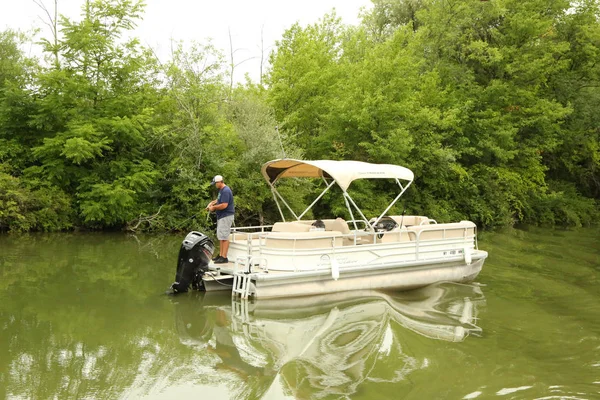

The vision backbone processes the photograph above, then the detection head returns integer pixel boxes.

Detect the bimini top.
[261,159,414,192]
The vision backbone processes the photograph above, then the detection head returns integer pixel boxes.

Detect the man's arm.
[209,188,232,212]
[209,202,228,211]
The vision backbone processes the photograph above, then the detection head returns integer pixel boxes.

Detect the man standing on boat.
[207,175,235,264]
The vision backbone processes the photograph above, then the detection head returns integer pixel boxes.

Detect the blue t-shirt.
[216,185,235,219]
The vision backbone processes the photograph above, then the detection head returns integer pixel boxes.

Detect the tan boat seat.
[388,215,430,226]
[229,232,263,242]
[407,221,475,240]
[293,219,350,232]
[322,218,350,235]
[230,233,249,241]
[274,218,350,234]
[377,230,413,243]
[265,231,344,249]
[272,221,311,232]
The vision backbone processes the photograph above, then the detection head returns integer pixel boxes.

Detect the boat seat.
[229,232,263,243]
[292,219,351,233]
[230,233,249,241]
[388,215,430,227]
[272,221,312,232]
[265,231,344,249]
[323,218,350,235]
[341,232,376,245]
[377,230,413,243]
[274,219,351,235]
[407,221,476,240]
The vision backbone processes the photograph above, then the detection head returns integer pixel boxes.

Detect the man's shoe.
[212,256,222,262]
[214,257,228,264]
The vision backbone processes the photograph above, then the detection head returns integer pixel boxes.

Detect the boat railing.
[230,223,478,275]
[230,222,477,248]
[229,225,274,244]
[229,221,479,274]
[231,224,273,233]
[257,231,346,249]
[233,254,269,274]
[410,222,476,241]
[259,224,474,245]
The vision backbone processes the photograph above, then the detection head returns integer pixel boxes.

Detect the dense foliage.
[1,0,598,232]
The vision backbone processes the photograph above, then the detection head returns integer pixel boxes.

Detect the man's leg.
[220,239,230,258]
[213,223,221,261]
[216,215,233,262]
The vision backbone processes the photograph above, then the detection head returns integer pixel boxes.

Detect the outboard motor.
[170,231,215,294]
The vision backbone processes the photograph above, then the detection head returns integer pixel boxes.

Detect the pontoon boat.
[181,159,488,299]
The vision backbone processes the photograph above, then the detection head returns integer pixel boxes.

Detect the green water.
[0,227,598,399]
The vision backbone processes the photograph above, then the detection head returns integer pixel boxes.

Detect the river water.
[0,226,598,399]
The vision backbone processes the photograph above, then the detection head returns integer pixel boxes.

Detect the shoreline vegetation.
[1,0,598,233]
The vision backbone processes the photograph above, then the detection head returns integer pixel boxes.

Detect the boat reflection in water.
[174,282,486,399]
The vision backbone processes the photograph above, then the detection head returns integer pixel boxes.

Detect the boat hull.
[204,251,487,299]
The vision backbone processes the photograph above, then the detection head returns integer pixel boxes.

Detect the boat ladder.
[231,299,267,339]
[231,256,267,299]
[232,272,253,299]
[232,297,250,324]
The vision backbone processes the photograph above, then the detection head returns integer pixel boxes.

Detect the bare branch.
[33,0,60,66]
[127,206,163,231]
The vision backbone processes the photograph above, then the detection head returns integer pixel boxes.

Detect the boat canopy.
[261,159,414,192]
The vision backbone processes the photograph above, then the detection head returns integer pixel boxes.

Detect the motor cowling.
[170,231,215,294]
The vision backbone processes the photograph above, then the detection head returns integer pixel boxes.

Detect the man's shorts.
[216,215,234,240]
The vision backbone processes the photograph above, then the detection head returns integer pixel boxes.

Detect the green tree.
[146,40,234,231]
[544,0,600,200]
[227,84,305,225]
[266,14,349,157]
[23,0,162,228]
[0,30,73,231]
[267,0,599,227]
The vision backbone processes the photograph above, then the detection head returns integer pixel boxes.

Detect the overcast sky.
[0,0,372,82]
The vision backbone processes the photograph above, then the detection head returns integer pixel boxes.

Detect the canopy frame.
[262,159,414,230]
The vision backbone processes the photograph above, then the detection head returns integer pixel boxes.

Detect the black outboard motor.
[170,231,215,294]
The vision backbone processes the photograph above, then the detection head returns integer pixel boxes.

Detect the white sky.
[0,0,372,83]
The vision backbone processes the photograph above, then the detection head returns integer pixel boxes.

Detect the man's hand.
[208,202,227,212]
[206,200,217,211]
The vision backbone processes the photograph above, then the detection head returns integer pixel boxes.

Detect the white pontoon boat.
[203,159,487,299]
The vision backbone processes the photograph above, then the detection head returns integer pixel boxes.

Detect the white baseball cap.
[210,175,223,185]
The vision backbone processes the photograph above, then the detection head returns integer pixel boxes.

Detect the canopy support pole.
[270,184,300,221]
[371,179,412,228]
[343,194,359,231]
[271,187,286,222]
[344,192,372,231]
[298,180,336,220]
